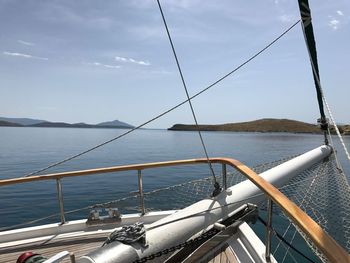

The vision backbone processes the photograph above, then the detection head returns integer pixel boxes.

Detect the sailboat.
[0,0,349,262]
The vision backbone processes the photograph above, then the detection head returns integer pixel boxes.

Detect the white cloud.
[115,56,150,66]
[337,10,344,16]
[329,19,340,30]
[115,56,127,62]
[3,51,32,58]
[88,62,121,69]
[151,69,173,75]
[138,61,150,66]
[3,51,48,60]
[102,64,121,69]
[278,14,295,23]
[18,40,35,46]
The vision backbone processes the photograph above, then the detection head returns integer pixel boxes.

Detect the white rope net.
[98,151,349,262]
[271,153,350,262]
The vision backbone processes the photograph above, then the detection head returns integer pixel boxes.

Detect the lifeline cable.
[3,156,330,232]
[23,19,301,178]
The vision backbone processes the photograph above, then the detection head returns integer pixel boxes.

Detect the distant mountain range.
[0,117,46,126]
[0,117,134,129]
[169,118,350,135]
[0,120,23,127]
[97,119,133,128]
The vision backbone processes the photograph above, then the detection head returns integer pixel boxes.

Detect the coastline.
[168,119,350,136]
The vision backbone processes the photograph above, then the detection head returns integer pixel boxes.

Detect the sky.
[0,0,349,128]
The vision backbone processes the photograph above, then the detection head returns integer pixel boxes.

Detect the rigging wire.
[322,93,350,163]
[23,20,301,178]
[299,0,350,166]
[155,0,219,192]
[327,128,346,172]
[258,216,317,263]
[1,167,312,232]
[300,21,350,163]
[279,236,299,263]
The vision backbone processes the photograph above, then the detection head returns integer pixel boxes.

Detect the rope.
[156,0,218,190]
[23,20,301,177]
[327,128,345,172]
[280,235,299,263]
[280,160,326,262]
[258,216,317,263]
[301,26,350,163]
[323,95,350,163]
[281,229,299,263]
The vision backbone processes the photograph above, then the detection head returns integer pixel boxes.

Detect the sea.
[1,127,349,262]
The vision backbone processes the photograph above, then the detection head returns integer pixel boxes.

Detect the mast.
[297,0,329,143]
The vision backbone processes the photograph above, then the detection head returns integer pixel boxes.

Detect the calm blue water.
[0,127,349,261]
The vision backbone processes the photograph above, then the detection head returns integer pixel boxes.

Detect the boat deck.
[0,234,238,263]
[0,221,269,263]
[0,232,107,263]
[207,244,238,263]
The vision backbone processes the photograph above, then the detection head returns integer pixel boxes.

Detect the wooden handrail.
[0,157,348,262]
[217,158,350,263]
[0,158,222,186]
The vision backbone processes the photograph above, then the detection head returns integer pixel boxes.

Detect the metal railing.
[0,158,229,225]
[56,178,66,224]
[265,198,273,262]
[0,157,348,262]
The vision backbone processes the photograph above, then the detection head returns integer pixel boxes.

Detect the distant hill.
[0,117,134,129]
[97,120,134,128]
[30,122,78,128]
[0,117,45,125]
[0,120,23,127]
[337,125,350,136]
[29,121,134,129]
[169,119,328,134]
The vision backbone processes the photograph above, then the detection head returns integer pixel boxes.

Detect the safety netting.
[100,151,349,262]
[268,154,350,262]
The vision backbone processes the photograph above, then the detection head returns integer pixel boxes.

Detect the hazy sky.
[1,0,349,128]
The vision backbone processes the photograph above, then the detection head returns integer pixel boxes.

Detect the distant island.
[168,118,350,135]
[0,117,134,129]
